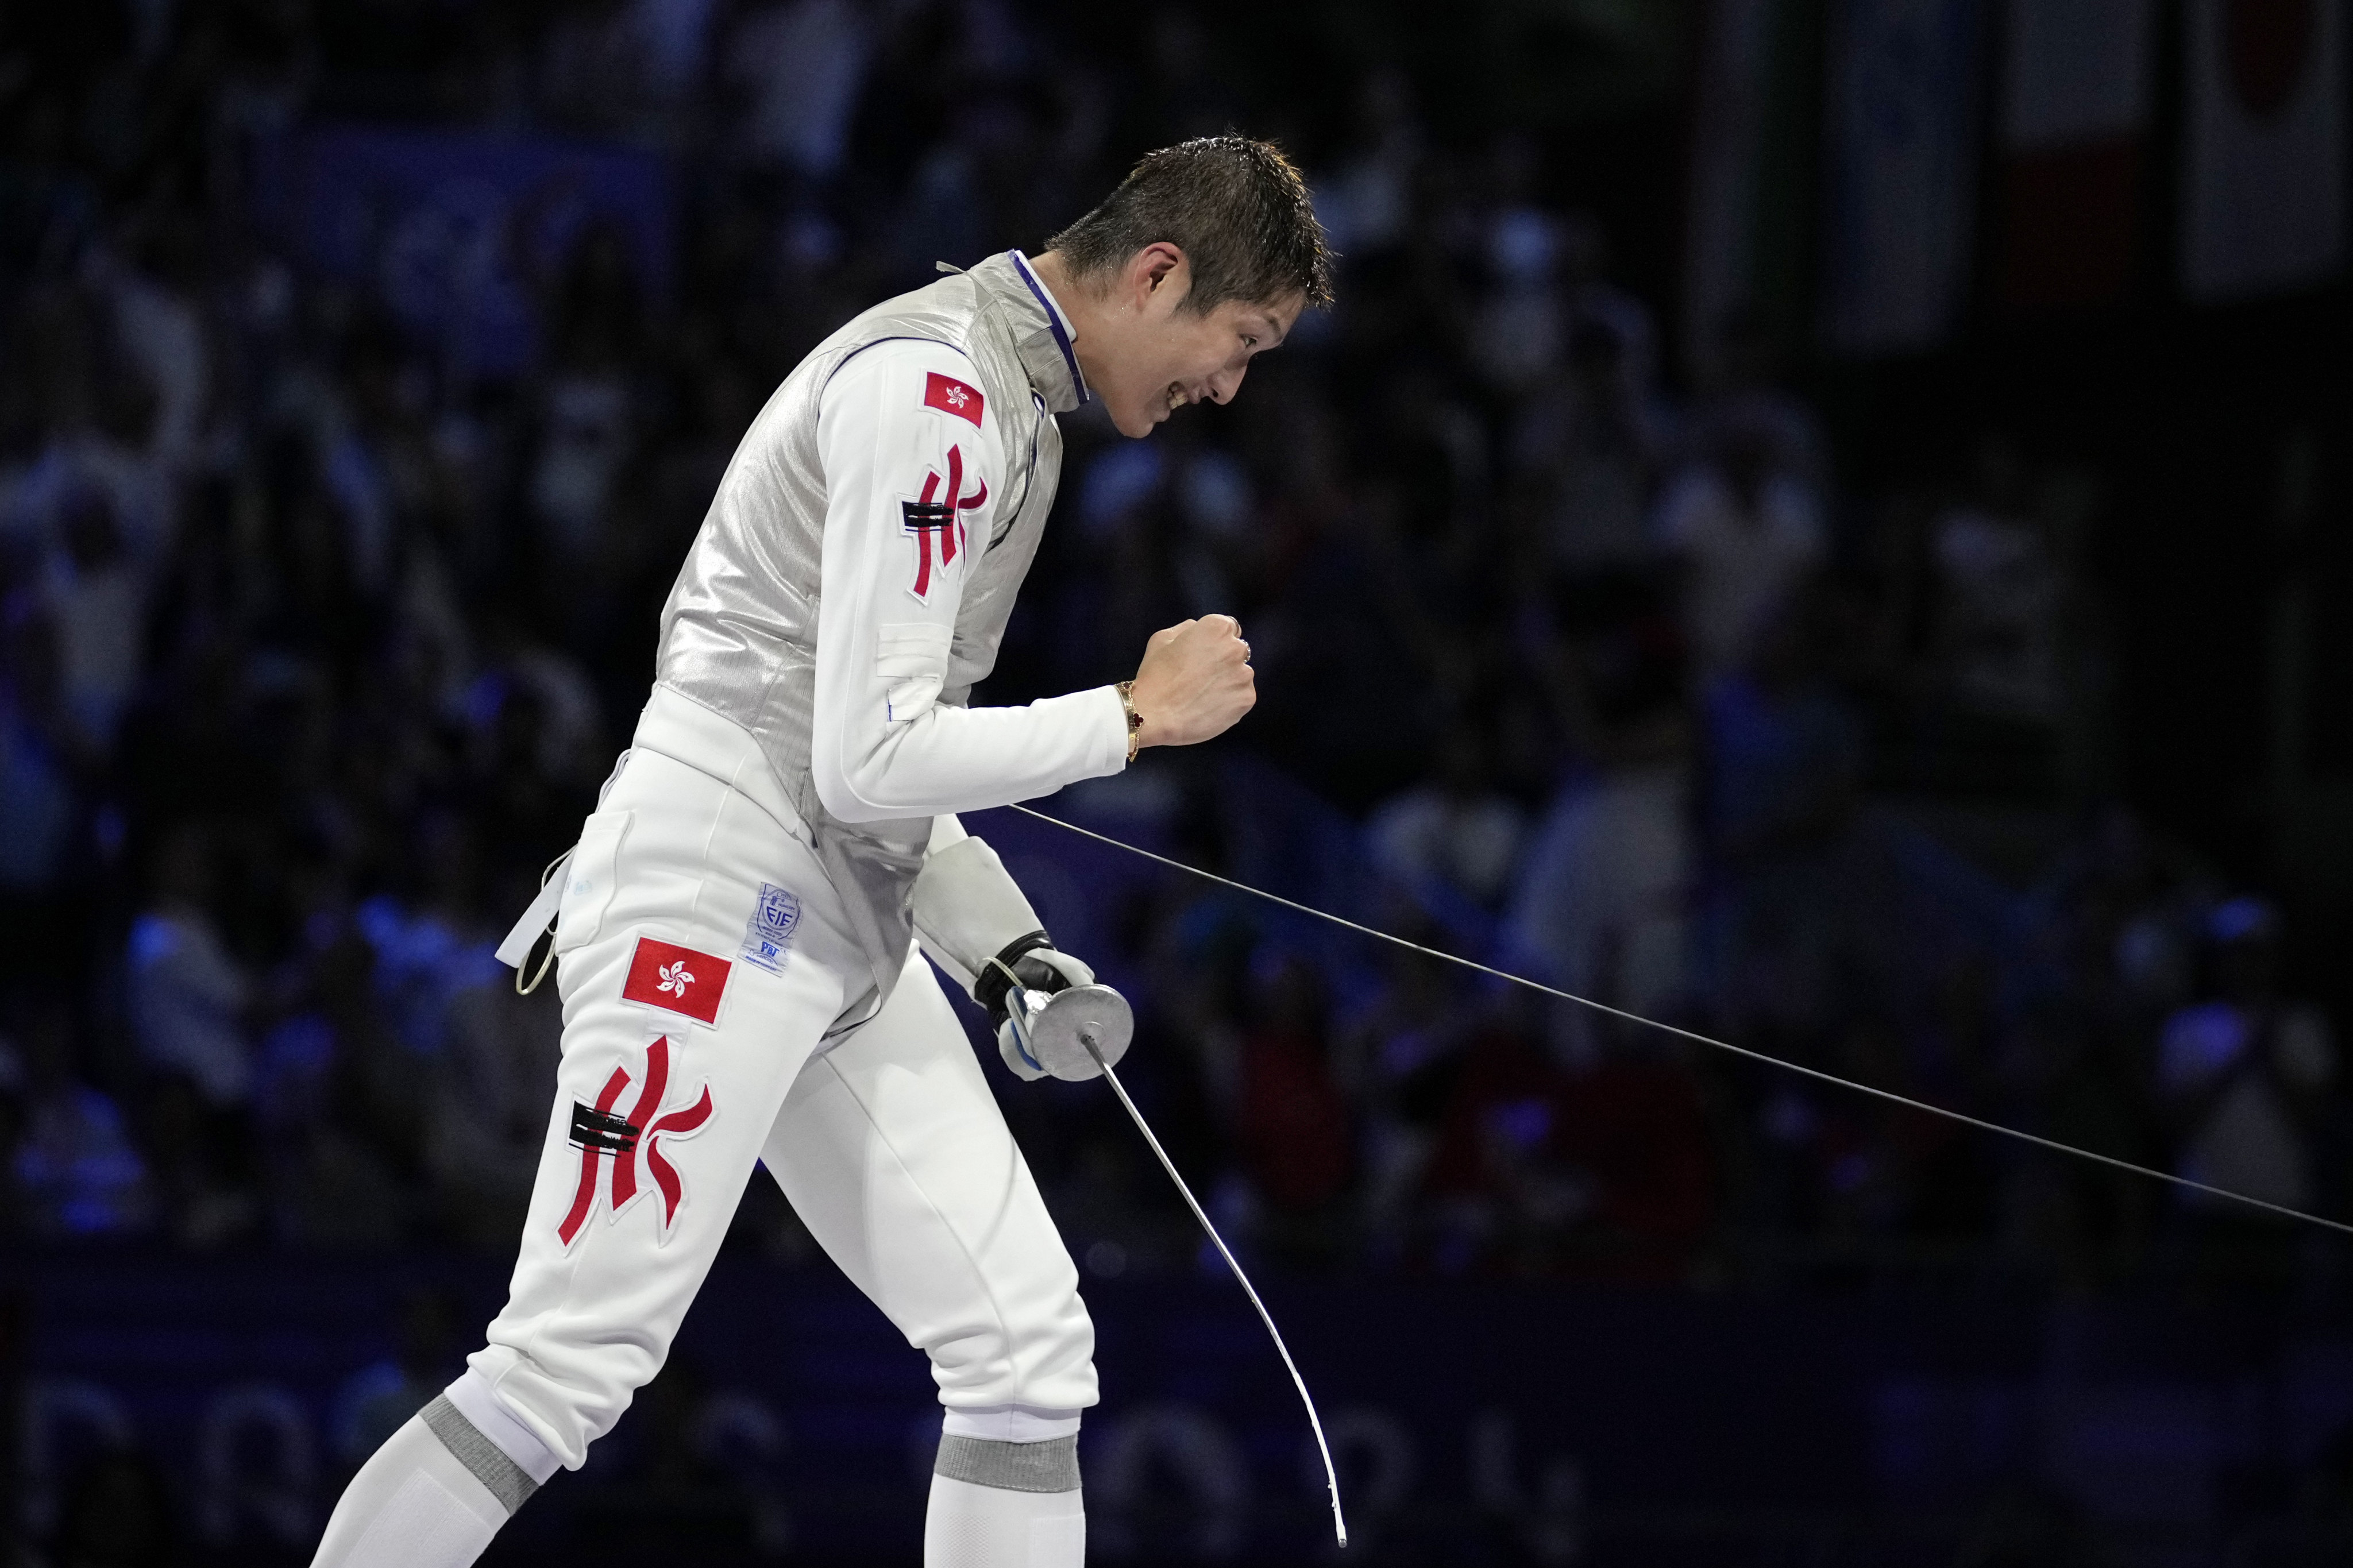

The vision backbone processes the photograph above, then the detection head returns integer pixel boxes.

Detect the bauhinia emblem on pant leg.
[558,1034,716,1246]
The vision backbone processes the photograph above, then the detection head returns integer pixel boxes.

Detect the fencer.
[309,136,1331,1568]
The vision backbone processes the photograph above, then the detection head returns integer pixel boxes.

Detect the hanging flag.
[2182,0,2347,301]
[1996,0,2156,307]
[1820,0,1986,356]
[1685,0,1777,379]
[1681,0,1823,382]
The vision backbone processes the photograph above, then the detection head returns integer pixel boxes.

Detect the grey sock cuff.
[934,1432,1081,1494]
[422,1395,541,1515]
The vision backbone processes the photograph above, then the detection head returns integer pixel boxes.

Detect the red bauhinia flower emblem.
[924,371,985,427]
[621,937,730,1025]
[558,1034,715,1246]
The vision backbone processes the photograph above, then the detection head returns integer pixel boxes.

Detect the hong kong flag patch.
[924,372,984,428]
[622,937,731,1025]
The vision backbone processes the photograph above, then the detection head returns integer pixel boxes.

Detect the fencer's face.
[1081,246,1302,438]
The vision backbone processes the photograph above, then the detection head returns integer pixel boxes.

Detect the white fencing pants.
[470,691,1097,1468]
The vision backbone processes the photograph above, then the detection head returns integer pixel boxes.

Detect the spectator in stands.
[1930,434,2063,727]
[426,969,562,1250]
[1236,952,1353,1258]
[1350,944,1480,1262]
[126,824,253,1110]
[43,485,151,754]
[354,813,505,1064]
[1656,415,1826,681]
[1510,610,1694,1060]
[1417,998,1716,1282]
[1699,596,1864,1037]
[1507,316,1662,580]
[1469,183,1567,399]
[330,1286,465,1471]
[0,1033,26,1240]
[10,997,151,1239]
[2157,898,2335,1268]
[1547,1033,1714,1280]
[1314,68,1424,263]
[133,1067,259,1250]
[1685,307,1827,488]
[0,562,86,993]
[725,0,876,182]
[1366,721,1527,911]
[254,923,419,1249]
[1421,1017,1581,1276]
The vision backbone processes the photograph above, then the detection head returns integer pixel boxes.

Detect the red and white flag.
[1996,0,2155,307]
[923,371,984,428]
[621,936,731,1025]
[2181,0,2346,300]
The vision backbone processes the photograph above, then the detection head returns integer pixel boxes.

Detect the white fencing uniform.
[314,253,1116,1568]
[472,690,1106,1455]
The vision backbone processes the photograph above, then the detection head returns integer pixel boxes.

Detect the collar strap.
[1008,250,1090,407]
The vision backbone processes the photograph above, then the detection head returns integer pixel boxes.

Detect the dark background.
[5,0,2353,1563]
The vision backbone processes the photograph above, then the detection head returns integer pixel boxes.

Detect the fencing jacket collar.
[997,250,1090,414]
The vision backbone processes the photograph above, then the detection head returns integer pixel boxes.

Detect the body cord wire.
[1010,804,2353,1239]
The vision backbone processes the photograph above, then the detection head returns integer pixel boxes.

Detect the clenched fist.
[1128,615,1256,749]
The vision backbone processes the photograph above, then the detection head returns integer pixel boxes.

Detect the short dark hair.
[1047,135,1334,312]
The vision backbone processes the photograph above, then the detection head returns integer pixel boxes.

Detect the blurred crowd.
[1,0,2344,1299]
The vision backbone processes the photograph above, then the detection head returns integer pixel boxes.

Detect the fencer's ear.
[1127,242,1186,306]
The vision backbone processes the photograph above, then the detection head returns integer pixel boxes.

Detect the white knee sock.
[311,1375,560,1568]
[924,1434,1086,1568]
[308,1413,504,1568]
